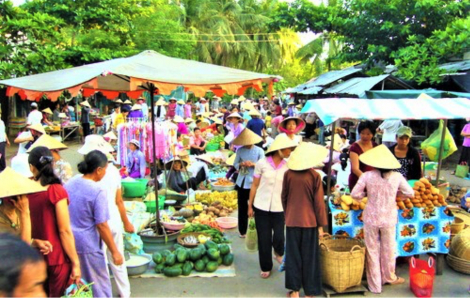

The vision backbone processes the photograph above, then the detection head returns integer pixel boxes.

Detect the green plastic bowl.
[206,143,220,152]
[122,178,148,198]
[144,196,165,213]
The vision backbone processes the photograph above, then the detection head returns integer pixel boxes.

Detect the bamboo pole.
[434,119,447,187]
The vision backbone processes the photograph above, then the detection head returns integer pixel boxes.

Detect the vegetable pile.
[181,224,230,243]
[195,191,237,208]
[152,241,234,277]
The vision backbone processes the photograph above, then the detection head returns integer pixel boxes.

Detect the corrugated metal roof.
[324,74,389,97]
[306,67,363,87]
[439,60,470,72]
[298,86,323,95]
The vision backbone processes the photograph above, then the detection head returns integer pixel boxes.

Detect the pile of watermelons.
[152,240,234,277]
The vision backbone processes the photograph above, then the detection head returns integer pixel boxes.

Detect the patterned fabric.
[396,157,410,178]
[54,159,73,184]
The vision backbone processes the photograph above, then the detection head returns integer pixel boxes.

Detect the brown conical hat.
[0,167,46,198]
[232,128,263,146]
[27,134,67,153]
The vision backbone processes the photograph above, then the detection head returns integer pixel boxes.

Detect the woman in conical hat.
[225,112,245,151]
[247,134,298,278]
[232,128,264,238]
[278,116,305,144]
[350,144,414,294]
[282,142,329,297]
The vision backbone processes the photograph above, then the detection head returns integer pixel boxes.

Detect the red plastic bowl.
[216,217,238,229]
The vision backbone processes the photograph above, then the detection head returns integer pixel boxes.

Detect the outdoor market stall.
[300,96,470,275]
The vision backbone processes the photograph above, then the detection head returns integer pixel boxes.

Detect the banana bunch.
[195,191,238,209]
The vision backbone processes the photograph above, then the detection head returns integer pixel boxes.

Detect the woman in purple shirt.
[65,150,123,298]
[123,139,147,178]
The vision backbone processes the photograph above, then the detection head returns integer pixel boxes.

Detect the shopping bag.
[420,120,458,162]
[455,163,469,178]
[409,256,435,298]
[245,217,258,252]
[62,279,94,298]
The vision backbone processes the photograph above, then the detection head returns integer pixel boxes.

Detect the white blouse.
[253,156,289,212]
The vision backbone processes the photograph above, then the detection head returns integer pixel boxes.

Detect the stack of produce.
[195,191,237,209]
[334,195,367,211]
[447,186,467,204]
[180,223,230,242]
[407,178,447,208]
[192,201,234,227]
[152,241,234,277]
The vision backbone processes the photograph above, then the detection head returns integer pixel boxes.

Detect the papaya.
[201,255,210,264]
[165,253,176,266]
[219,244,230,255]
[217,257,223,265]
[173,243,184,250]
[154,263,165,274]
[223,253,234,266]
[161,249,172,258]
[190,248,203,261]
[182,261,193,276]
[163,266,182,277]
[176,249,188,263]
[205,240,218,250]
[152,252,163,264]
[197,244,207,255]
[194,259,205,272]
[205,261,218,273]
[207,248,220,261]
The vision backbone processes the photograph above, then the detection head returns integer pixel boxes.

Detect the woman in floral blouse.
[27,134,72,183]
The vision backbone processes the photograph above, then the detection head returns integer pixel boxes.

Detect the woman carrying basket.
[351,145,414,294]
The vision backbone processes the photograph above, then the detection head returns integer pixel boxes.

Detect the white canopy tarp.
[301,97,470,126]
[0,50,281,100]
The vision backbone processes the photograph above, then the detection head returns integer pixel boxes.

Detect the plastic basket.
[206,143,220,152]
[122,179,148,198]
[144,196,165,213]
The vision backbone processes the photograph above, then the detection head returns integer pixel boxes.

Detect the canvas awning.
[323,74,389,97]
[0,50,281,101]
[366,89,470,99]
[301,97,470,126]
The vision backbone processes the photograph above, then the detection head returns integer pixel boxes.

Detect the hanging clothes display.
[116,120,177,166]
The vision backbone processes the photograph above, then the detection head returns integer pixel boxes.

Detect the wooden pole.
[326,121,336,196]
[434,119,447,187]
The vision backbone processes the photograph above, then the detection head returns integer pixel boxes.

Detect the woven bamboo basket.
[451,217,465,234]
[449,228,470,260]
[319,235,366,293]
[446,254,470,275]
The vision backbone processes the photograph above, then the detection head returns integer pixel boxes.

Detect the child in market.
[351,145,414,294]
[264,111,272,128]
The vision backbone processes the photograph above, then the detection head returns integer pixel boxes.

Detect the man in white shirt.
[377,119,404,147]
[27,102,43,125]
[137,97,149,121]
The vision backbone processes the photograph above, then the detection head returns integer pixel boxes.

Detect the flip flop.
[260,271,271,279]
[239,234,246,238]
[286,291,299,298]
[389,276,405,285]
[273,254,283,264]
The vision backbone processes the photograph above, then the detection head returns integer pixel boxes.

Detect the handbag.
[455,162,469,178]
[62,279,94,298]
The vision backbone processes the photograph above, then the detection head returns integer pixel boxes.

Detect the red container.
[409,256,435,297]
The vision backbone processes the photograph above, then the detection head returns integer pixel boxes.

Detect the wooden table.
[60,124,80,142]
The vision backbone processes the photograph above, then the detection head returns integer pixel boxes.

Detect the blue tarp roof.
[366,89,470,99]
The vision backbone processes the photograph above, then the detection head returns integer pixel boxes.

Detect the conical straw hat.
[238,95,246,102]
[80,101,91,108]
[242,102,255,111]
[115,99,123,104]
[27,123,46,135]
[184,118,194,123]
[225,154,236,166]
[103,131,118,140]
[124,99,133,104]
[195,154,214,165]
[173,115,184,123]
[359,144,401,169]
[156,97,167,106]
[164,156,188,170]
[279,117,306,132]
[58,113,67,118]
[27,134,67,153]
[230,99,239,105]
[78,135,114,155]
[177,100,185,105]
[266,134,298,155]
[226,112,242,120]
[203,112,212,118]
[287,142,328,171]
[248,109,261,117]
[232,128,263,146]
[42,108,53,115]
[0,167,46,198]
[131,104,142,111]
[210,117,223,125]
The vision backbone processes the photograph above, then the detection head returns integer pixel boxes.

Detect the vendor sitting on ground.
[165,157,207,193]
[121,139,147,179]
[41,108,54,126]
[189,128,207,155]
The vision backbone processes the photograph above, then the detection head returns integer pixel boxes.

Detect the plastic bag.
[455,163,469,178]
[62,279,94,298]
[421,120,457,162]
[123,232,144,255]
[245,217,258,252]
[409,256,435,298]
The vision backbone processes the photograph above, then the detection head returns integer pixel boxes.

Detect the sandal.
[260,271,271,279]
[273,254,283,264]
[389,276,405,285]
[239,234,246,238]
[286,291,299,298]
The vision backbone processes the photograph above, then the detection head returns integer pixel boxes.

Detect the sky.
[10,0,318,45]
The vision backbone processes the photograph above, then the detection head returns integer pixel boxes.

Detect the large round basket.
[177,232,210,248]
[319,235,366,293]
[446,253,470,275]
[449,228,470,260]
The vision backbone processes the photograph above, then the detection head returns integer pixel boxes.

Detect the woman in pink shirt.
[184,100,193,119]
[351,145,414,294]
[458,118,470,166]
